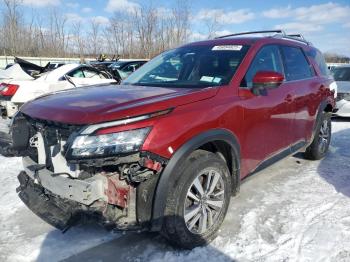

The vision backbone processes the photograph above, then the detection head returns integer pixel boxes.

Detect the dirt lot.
[1,119,349,262]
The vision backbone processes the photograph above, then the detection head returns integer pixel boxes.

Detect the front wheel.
[305,111,332,160]
[161,150,232,249]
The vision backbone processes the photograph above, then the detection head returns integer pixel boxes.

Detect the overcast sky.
[12,0,350,56]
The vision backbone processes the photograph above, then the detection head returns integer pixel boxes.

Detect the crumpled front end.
[12,113,166,231]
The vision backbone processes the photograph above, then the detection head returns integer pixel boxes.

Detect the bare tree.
[203,13,221,39]
[0,0,191,58]
[2,0,23,55]
[71,21,85,58]
[172,0,190,45]
[89,18,101,57]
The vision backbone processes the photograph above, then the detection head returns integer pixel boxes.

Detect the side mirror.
[252,71,284,96]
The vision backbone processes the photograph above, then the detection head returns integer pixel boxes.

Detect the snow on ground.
[0,120,350,262]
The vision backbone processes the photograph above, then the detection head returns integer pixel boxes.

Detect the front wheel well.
[199,140,239,195]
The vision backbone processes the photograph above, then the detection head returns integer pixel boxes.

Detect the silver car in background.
[332,65,350,117]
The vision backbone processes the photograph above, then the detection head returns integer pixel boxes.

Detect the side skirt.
[245,141,307,179]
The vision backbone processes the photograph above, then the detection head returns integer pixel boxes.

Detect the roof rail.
[287,34,305,40]
[214,30,312,46]
[215,30,286,39]
[284,34,312,45]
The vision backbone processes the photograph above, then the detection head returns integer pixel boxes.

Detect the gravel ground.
[0,119,349,262]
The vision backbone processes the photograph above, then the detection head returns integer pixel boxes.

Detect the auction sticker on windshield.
[212,45,243,51]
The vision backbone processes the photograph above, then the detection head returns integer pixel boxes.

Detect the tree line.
[1,0,349,62]
[324,53,350,64]
[0,0,191,59]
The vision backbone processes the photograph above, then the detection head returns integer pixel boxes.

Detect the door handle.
[285,94,293,103]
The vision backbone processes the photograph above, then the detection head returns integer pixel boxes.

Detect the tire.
[305,111,332,160]
[161,149,232,249]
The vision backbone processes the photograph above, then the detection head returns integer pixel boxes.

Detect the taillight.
[0,83,19,96]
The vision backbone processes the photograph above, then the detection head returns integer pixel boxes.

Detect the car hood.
[336,81,350,93]
[20,84,219,125]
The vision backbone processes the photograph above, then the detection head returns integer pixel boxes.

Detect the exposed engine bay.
[9,112,166,232]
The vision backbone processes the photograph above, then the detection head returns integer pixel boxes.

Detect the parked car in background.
[109,60,148,71]
[89,61,115,68]
[91,60,149,82]
[0,64,34,82]
[1,57,63,79]
[109,59,148,79]
[89,61,122,82]
[47,62,65,70]
[2,30,335,249]
[332,65,350,117]
[4,63,14,69]
[0,63,117,120]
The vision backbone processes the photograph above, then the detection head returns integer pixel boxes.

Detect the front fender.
[150,128,240,231]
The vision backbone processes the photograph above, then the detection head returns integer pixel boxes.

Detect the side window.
[83,68,102,79]
[68,69,84,78]
[241,45,284,88]
[281,46,314,81]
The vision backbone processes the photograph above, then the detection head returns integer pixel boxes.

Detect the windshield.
[123,45,250,88]
[332,67,350,81]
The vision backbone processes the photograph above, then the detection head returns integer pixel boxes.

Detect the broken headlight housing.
[69,127,151,158]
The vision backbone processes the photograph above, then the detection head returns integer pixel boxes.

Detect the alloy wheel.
[318,119,330,153]
[184,169,225,234]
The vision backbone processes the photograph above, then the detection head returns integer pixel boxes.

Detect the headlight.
[70,127,151,158]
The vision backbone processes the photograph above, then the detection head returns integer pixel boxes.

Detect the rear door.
[279,45,318,144]
[239,45,295,172]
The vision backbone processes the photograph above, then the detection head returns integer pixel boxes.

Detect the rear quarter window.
[307,49,330,77]
[281,46,315,81]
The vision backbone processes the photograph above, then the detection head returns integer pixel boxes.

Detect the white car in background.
[0,64,117,119]
[0,63,34,82]
[332,65,350,117]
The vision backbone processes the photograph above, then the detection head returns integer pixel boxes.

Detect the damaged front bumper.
[23,157,107,206]
[18,157,141,232]
[17,171,79,231]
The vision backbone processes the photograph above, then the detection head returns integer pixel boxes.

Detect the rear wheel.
[305,111,331,160]
[161,150,232,249]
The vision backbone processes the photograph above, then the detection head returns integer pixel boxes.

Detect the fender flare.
[309,99,332,144]
[150,129,240,231]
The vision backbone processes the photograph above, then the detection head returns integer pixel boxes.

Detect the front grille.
[24,115,82,142]
[18,114,83,166]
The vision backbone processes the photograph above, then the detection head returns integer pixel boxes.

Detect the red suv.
[6,30,335,249]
